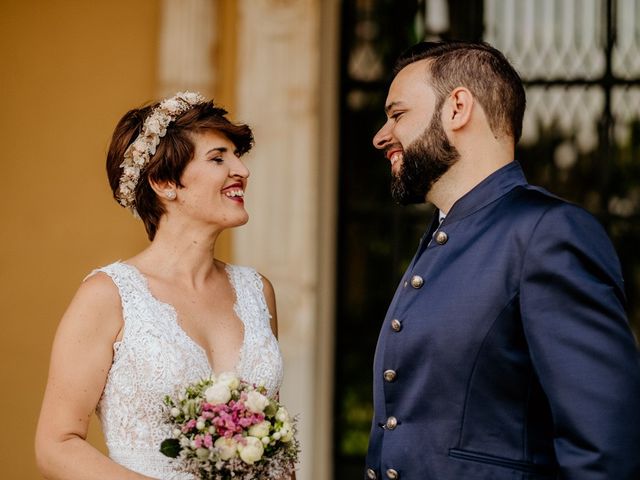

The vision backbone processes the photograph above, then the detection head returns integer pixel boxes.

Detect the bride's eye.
[210,157,224,164]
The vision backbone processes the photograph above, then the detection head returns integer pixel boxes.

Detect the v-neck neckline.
[119,261,246,376]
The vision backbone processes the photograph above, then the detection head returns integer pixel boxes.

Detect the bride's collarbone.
[150,273,240,327]
[137,267,245,367]
[167,292,245,371]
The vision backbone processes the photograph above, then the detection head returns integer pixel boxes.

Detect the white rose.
[279,421,293,443]
[214,437,238,460]
[237,436,264,464]
[275,407,290,423]
[170,407,180,417]
[205,383,231,405]
[245,391,269,413]
[248,420,270,438]
[217,372,240,390]
[196,420,206,431]
[196,447,210,461]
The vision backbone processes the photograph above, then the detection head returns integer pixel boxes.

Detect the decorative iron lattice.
[485,0,606,80]
[485,0,640,146]
[613,0,640,78]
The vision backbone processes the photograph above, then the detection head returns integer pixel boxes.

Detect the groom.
[365,41,640,480]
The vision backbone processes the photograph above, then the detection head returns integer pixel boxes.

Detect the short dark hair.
[106,100,254,240]
[394,41,526,143]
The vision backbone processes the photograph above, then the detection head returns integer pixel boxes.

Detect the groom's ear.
[443,87,473,132]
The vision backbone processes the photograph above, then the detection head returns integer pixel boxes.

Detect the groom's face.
[373,61,459,204]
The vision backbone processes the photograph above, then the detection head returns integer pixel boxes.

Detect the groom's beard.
[391,112,460,205]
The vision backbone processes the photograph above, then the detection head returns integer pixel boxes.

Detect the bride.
[35,92,284,479]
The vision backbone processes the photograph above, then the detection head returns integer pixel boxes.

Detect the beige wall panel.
[233,0,341,478]
[0,1,160,478]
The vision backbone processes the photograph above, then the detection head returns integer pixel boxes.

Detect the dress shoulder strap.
[85,262,145,296]
[84,262,151,328]
[226,264,271,323]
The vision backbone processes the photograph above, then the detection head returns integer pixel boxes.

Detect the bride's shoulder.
[56,264,123,341]
[71,260,138,315]
[75,263,123,308]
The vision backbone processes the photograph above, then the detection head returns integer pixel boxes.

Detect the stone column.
[157,0,216,97]
[234,1,339,479]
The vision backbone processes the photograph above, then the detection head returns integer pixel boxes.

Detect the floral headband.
[117,91,206,215]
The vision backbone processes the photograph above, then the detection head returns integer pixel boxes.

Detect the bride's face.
[171,129,250,229]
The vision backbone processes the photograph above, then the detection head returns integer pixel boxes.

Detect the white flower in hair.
[177,91,203,104]
[162,98,182,113]
[116,91,206,215]
[145,116,166,136]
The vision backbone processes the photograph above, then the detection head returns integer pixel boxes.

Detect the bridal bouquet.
[160,373,298,479]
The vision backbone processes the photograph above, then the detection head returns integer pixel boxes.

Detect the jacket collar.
[442,161,528,223]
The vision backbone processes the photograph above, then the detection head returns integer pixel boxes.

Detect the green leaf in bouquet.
[160,438,182,458]
[264,399,278,417]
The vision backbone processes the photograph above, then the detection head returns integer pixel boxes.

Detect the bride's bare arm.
[35,273,154,480]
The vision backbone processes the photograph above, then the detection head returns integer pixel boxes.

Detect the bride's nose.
[230,157,250,179]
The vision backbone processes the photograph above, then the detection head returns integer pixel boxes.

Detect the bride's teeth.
[225,190,244,197]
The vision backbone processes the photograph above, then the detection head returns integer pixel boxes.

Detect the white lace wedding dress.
[88,262,284,479]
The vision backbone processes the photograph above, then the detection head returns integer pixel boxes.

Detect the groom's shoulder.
[507,183,597,223]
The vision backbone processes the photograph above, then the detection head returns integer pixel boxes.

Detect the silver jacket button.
[383,369,397,382]
[385,416,398,430]
[366,468,377,479]
[386,468,399,479]
[410,275,424,289]
[435,230,448,245]
[390,319,402,332]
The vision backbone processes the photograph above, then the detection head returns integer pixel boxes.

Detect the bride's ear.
[149,178,178,201]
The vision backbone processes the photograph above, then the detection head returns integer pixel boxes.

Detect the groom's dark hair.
[394,41,526,143]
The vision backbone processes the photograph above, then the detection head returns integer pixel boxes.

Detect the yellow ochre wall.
[0,1,234,478]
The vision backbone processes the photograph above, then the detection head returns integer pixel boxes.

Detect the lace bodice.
[90,262,284,479]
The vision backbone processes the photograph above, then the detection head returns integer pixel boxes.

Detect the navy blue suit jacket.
[365,162,640,479]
